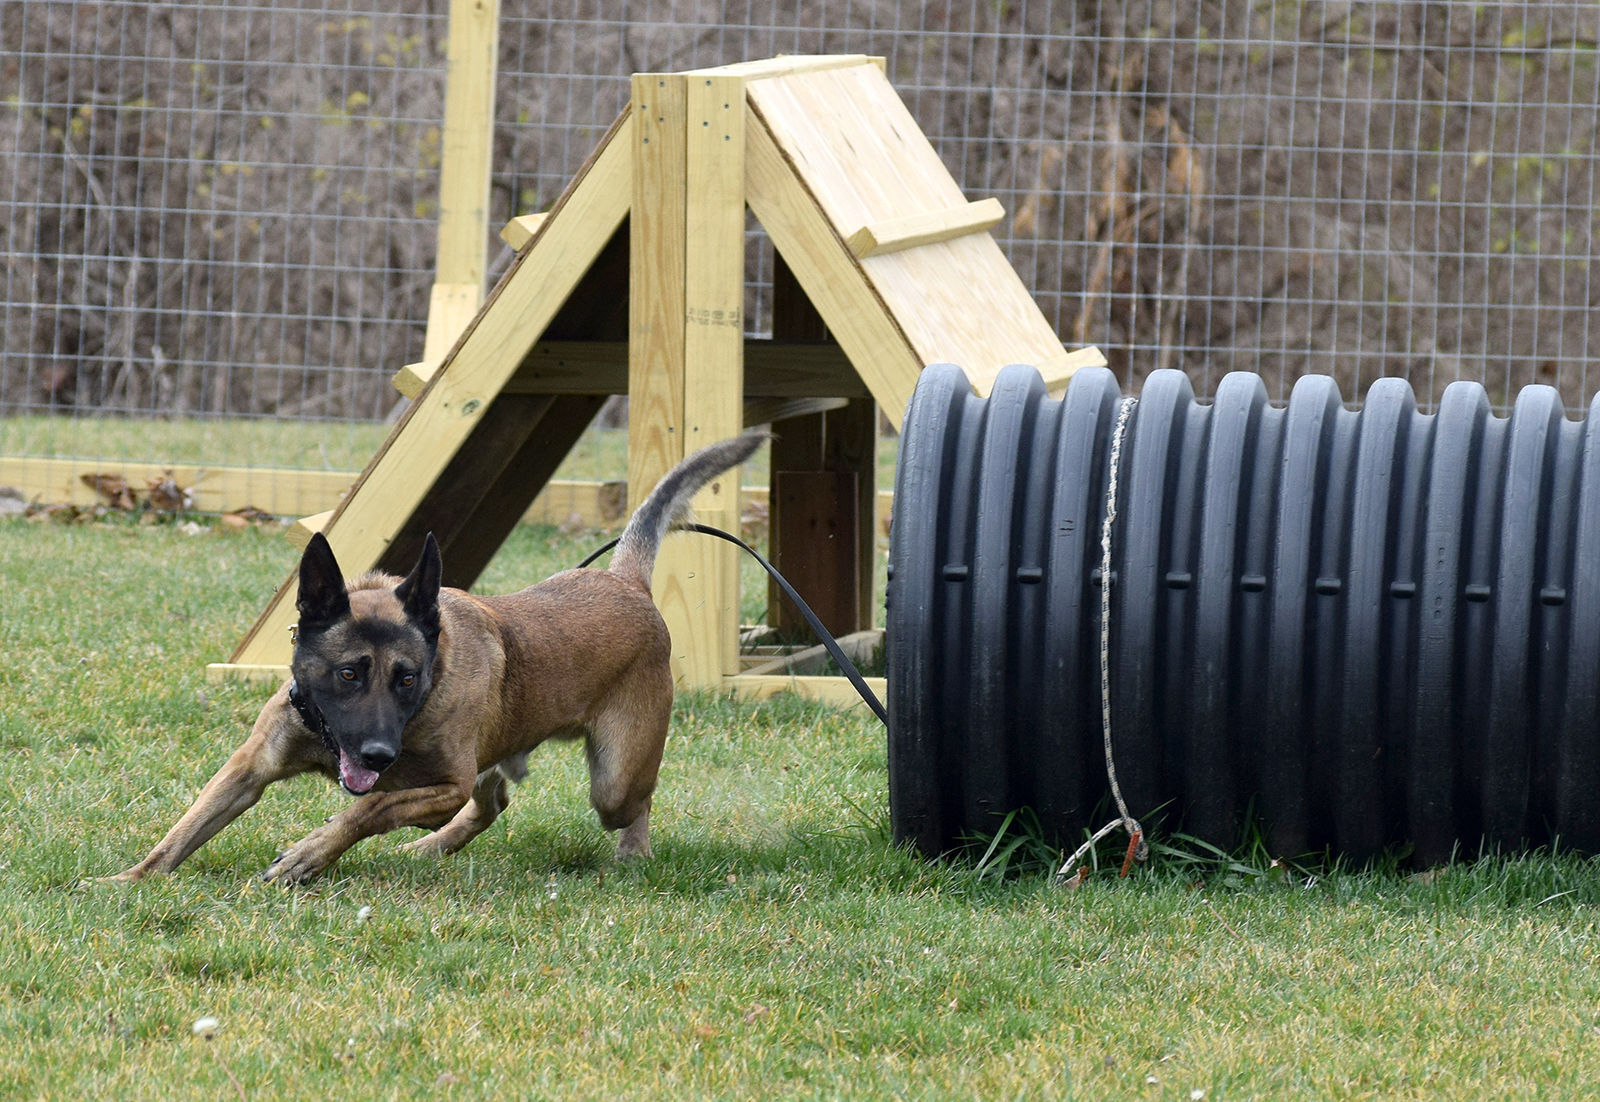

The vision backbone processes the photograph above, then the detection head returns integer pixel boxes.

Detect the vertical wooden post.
[424,0,500,364]
[768,256,878,638]
[629,71,747,688]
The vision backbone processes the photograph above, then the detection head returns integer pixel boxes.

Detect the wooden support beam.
[411,395,605,589]
[740,628,883,677]
[845,197,1005,258]
[725,672,888,712]
[742,396,848,426]
[766,252,877,641]
[629,69,749,688]
[371,392,559,585]
[509,340,864,398]
[423,0,500,364]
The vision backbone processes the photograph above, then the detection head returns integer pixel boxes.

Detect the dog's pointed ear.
[394,532,442,638]
[296,532,350,630]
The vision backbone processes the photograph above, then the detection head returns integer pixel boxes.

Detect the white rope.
[1057,395,1148,882]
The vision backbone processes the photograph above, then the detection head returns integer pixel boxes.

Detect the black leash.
[576,523,888,725]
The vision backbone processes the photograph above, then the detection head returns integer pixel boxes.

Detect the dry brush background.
[4,0,1599,434]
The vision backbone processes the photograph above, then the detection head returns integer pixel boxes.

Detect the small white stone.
[192,1016,221,1039]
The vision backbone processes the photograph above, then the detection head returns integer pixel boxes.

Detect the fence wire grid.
[4,0,1600,483]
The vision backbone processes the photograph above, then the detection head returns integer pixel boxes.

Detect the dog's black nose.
[357,741,397,771]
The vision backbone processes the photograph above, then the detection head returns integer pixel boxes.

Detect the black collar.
[287,679,327,736]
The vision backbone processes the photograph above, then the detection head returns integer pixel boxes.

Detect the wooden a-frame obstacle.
[206,55,1104,702]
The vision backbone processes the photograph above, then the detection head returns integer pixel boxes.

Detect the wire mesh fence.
[4,0,1599,503]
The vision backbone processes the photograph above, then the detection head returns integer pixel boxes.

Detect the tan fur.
[108,434,763,883]
[108,568,670,883]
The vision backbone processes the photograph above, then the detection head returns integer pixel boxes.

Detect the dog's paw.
[261,842,333,885]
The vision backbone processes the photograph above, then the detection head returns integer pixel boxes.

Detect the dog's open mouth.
[338,752,380,796]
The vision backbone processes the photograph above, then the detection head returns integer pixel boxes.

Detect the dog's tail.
[608,432,768,588]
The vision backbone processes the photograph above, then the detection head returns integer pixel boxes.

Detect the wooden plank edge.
[289,509,334,549]
[205,662,289,684]
[392,360,437,399]
[499,212,548,250]
[0,456,352,518]
[1035,345,1109,397]
[687,55,884,82]
[846,197,1006,258]
[724,672,888,712]
[741,628,884,677]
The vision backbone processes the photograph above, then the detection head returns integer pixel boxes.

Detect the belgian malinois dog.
[110,434,765,883]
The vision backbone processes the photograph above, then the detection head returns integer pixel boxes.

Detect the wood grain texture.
[846,197,1007,258]
[748,63,1082,402]
[425,0,500,360]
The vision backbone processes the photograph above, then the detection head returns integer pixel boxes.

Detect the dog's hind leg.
[585,688,670,860]
[398,766,512,857]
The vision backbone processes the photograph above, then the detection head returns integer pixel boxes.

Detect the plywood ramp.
[746,62,1103,405]
[206,54,1103,690]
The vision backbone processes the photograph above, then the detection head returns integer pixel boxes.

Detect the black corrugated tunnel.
[886,362,1600,864]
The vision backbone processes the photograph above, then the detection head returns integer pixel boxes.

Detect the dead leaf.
[80,473,136,510]
[145,471,194,513]
[740,497,769,537]
[1062,865,1090,891]
[218,513,250,531]
[743,1004,770,1023]
[598,480,627,522]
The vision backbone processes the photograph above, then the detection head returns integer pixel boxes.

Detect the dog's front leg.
[109,715,305,882]
[261,780,471,884]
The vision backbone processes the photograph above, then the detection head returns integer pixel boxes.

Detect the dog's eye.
[338,667,358,683]
[399,673,415,688]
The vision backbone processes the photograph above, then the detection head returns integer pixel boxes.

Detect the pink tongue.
[339,752,379,795]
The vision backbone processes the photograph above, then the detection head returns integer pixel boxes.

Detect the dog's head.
[289,532,442,795]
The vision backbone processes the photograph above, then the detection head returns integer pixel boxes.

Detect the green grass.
[0,413,393,471]
[6,518,1600,1098]
[0,412,900,485]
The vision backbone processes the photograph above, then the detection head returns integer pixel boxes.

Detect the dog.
[109,433,765,883]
